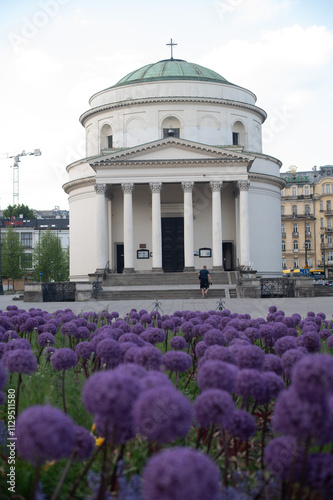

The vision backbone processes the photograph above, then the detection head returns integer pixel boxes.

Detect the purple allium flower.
[142,327,166,345]
[61,321,77,337]
[118,333,146,346]
[235,369,267,402]
[82,369,141,421]
[142,447,221,500]
[162,351,192,373]
[204,329,226,347]
[234,345,265,371]
[42,322,58,335]
[94,412,135,444]
[75,326,90,340]
[226,409,256,441]
[327,335,333,349]
[91,331,113,350]
[75,342,95,360]
[272,387,332,444]
[194,389,235,428]
[3,331,18,342]
[139,370,173,391]
[195,341,208,358]
[115,363,147,380]
[300,331,321,353]
[37,332,55,348]
[281,349,306,381]
[305,453,333,496]
[262,371,285,401]
[292,353,333,401]
[272,323,288,340]
[16,405,75,465]
[259,324,274,347]
[140,313,152,326]
[243,327,260,343]
[274,336,297,357]
[96,338,122,368]
[169,336,187,350]
[264,436,300,479]
[131,323,145,335]
[319,328,332,340]
[197,360,238,393]
[5,338,31,352]
[263,353,283,375]
[0,362,7,390]
[2,349,37,375]
[134,345,162,370]
[223,327,240,343]
[133,386,192,443]
[73,425,95,462]
[51,348,78,371]
[124,346,141,363]
[203,345,236,365]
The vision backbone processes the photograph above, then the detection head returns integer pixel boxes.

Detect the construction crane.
[1,149,41,205]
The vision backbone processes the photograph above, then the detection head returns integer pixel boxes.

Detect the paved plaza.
[0,293,332,319]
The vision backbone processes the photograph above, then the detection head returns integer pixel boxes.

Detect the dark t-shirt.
[199,269,209,280]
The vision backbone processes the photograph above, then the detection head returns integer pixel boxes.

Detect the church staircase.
[95,271,239,300]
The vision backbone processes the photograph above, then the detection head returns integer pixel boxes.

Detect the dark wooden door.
[162,218,184,272]
[116,244,124,273]
[223,242,233,271]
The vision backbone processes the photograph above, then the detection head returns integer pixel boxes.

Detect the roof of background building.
[113,59,231,88]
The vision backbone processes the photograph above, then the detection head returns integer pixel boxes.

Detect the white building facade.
[63,58,284,281]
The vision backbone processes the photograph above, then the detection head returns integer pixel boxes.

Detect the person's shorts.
[200,279,209,289]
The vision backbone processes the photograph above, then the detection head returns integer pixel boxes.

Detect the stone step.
[313,285,333,296]
[103,271,235,287]
[94,287,237,301]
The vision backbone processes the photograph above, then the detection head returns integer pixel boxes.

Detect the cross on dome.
[166,38,177,59]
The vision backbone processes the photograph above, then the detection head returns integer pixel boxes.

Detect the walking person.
[198,265,212,298]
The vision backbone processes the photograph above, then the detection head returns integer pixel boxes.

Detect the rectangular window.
[293,240,298,251]
[292,187,297,197]
[307,257,312,267]
[327,251,333,261]
[305,240,311,250]
[281,224,285,234]
[320,200,323,211]
[294,258,299,268]
[21,233,32,248]
[293,223,298,234]
[107,135,113,148]
[304,186,310,195]
[305,222,311,235]
[328,235,333,247]
[292,205,297,217]
[328,218,332,229]
[281,206,285,215]
[327,200,331,212]
[232,132,239,145]
[21,253,32,268]
[326,184,331,194]
[282,240,286,251]
[321,218,324,228]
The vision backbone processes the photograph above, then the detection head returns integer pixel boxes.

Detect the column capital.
[121,183,134,194]
[238,180,250,191]
[149,182,162,193]
[209,180,223,192]
[181,181,194,192]
[105,185,113,200]
[94,183,107,195]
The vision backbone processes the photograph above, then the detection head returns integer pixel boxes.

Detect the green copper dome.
[114,59,230,87]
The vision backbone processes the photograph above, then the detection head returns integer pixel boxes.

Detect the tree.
[3,204,35,219]
[32,230,69,282]
[1,226,26,289]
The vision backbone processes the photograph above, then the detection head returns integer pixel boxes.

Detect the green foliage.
[1,226,26,283]
[3,203,35,218]
[32,229,69,282]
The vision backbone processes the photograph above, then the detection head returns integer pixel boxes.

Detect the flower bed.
[0,304,333,499]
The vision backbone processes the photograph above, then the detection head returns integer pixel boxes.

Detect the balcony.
[292,232,299,237]
[325,227,333,233]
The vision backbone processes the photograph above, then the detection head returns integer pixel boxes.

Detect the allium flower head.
[2,349,37,374]
[162,351,192,373]
[16,405,75,465]
[301,331,321,353]
[134,345,162,370]
[75,326,90,340]
[195,341,208,358]
[3,331,18,342]
[0,362,7,390]
[142,447,221,500]
[73,425,95,462]
[194,389,235,428]
[305,453,333,497]
[197,359,238,393]
[96,338,122,368]
[203,345,236,365]
[5,338,31,352]
[51,348,78,371]
[235,369,267,402]
[274,336,297,357]
[292,353,333,401]
[319,328,331,340]
[235,345,265,371]
[226,409,256,441]
[169,335,187,350]
[38,332,55,348]
[118,332,146,346]
[243,327,260,343]
[203,328,226,346]
[264,436,300,479]
[263,353,283,375]
[133,386,192,443]
[142,327,166,345]
[61,321,77,336]
[273,323,288,340]
[139,370,173,391]
[281,349,306,381]
[75,342,95,360]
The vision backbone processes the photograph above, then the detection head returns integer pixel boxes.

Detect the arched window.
[232,121,246,147]
[100,124,113,150]
[162,116,181,138]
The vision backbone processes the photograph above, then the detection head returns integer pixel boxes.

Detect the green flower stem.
[51,450,75,500]
[15,373,22,418]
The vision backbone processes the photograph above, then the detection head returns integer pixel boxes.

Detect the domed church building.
[64,43,284,281]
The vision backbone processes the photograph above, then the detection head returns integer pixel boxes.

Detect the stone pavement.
[0,293,332,319]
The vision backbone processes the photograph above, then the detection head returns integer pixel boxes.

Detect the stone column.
[233,184,240,267]
[181,181,195,271]
[150,182,163,271]
[210,181,223,269]
[94,183,108,272]
[238,180,251,267]
[121,183,135,273]
[105,186,113,271]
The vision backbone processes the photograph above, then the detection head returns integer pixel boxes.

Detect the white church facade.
[63,52,284,281]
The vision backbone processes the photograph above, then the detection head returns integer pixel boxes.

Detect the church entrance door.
[116,244,124,273]
[223,242,233,271]
[162,218,184,272]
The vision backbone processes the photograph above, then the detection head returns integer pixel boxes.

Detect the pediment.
[90,138,254,167]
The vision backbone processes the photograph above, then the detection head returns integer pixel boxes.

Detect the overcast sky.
[0,0,332,211]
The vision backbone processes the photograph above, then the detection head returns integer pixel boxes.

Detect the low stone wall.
[24,283,43,302]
